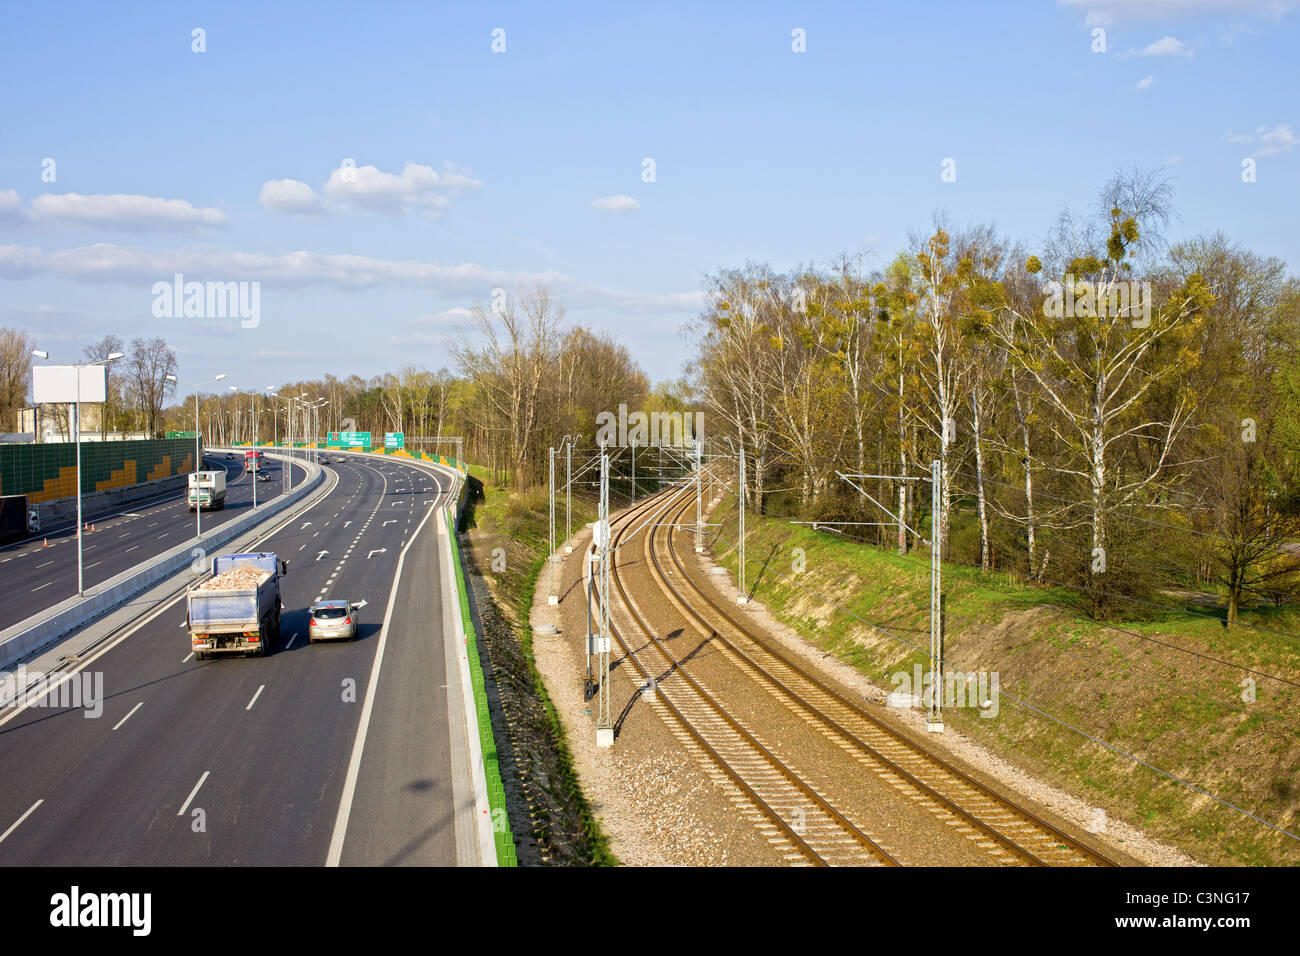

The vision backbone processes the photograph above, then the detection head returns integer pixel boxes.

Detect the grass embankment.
[460,466,615,865]
[709,497,1300,866]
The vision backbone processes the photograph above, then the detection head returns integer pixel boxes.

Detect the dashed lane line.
[0,800,43,847]
[112,702,144,731]
[177,772,210,816]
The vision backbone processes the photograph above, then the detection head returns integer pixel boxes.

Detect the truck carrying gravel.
[187,552,287,659]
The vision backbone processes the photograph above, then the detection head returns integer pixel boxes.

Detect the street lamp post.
[169,373,227,541]
[305,398,328,461]
[230,386,269,510]
[32,348,124,597]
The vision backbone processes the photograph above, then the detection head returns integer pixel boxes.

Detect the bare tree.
[0,326,35,432]
[126,337,178,438]
[453,284,563,489]
[84,334,125,439]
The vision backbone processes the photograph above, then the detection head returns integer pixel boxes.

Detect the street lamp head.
[215,373,228,382]
[165,373,177,383]
[32,349,48,359]
[107,352,124,361]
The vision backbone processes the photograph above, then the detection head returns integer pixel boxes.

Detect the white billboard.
[32,365,108,404]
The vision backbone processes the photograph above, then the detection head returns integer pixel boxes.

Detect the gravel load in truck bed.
[197,567,271,591]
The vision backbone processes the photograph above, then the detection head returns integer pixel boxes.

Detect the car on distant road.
[225,453,234,460]
[256,471,272,482]
[319,456,330,465]
[308,600,357,642]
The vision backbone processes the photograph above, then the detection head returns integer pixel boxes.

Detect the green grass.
[465,466,617,866]
[708,497,1300,866]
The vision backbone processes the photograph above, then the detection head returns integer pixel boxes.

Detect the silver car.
[308,600,357,642]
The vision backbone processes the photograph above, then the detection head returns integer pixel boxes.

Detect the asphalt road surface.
[0,455,306,631]
[0,455,464,865]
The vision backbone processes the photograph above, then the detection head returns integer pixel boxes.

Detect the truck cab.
[188,470,227,511]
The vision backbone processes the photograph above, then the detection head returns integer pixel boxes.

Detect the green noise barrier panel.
[0,438,198,503]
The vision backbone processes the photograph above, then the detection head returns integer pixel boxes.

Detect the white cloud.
[424,306,473,322]
[258,179,326,217]
[1254,122,1299,155]
[1136,74,1157,89]
[566,285,705,314]
[1061,0,1298,27]
[1223,122,1298,156]
[0,241,705,320]
[1139,35,1193,55]
[589,195,640,213]
[0,242,542,291]
[26,193,229,231]
[0,189,29,221]
[320,161,483,218]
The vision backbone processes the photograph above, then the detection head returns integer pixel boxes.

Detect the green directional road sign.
[384,432,404,449]
[327,431,371,448]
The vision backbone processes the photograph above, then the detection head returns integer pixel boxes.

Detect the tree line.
[689,169,1300,623]
[0,331,178,439]
[155,284,658,493]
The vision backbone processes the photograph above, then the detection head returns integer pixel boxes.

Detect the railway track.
[590,479,1118,867]
[593,486,899,866]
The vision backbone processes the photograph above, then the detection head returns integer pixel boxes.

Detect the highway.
[0,455,307,631]
[0,454,467,866]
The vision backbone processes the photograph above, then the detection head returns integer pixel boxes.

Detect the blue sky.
[1,0,1297,392]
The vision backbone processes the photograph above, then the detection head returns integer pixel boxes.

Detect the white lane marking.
[125,546,138,553]
[0,463,343,732]
[86,561,101,569]
[284,632,299,650]
[112,702,144,731]
[178,771,210,816]
[182,652,194,662]
[31,582,51,592]
[118,532,130,538]
[328,475,443,866]
[245,685,265,711]
[35,560,53,569]
[0,800,43,846]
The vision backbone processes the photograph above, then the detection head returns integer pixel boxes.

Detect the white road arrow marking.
[383,520,397,526]
[316,550,329,561]
[343,520,352,528]
[353,599,367,609]
[301,521,312,529]
[366,549,386,559]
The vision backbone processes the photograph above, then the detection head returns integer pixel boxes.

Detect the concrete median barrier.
[0,449,323,670]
